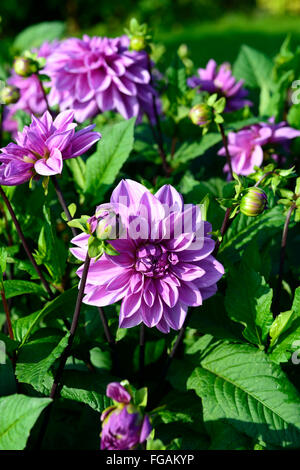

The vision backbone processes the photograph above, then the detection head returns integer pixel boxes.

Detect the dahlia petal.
[156,317,170,334]
[156,279,179,308]
[110,179,149,207]
[106,269,133,291]
[106,382,131,404]
[140,416,152,443]
[34,148,63,176]
[178,281,202,306]
[194,256,224,288]
[155,184,183,213]
[141,296,163,327]
[171,263,205,282]
[119,311,142,329]
[164,302,188,330]
[120,292,142,318]
[83,284,127,307]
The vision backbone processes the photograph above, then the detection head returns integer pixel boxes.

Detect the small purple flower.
[218,118,300,176]
[187,59,252,112]
[0,110,101,186]
[45,35,156,123]
[71,180,224,333]
[101,382,152,450]
[3,41,58,137]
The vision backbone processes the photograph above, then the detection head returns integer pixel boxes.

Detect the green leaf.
[0,394,51,450]
[15,333,70,394]
[2,280,46,299]
[14,22,65,52]
[225,263,273,346]
[85,118,135,202]
[233,45,273,89]
[65,157,86,191]
[187,342,300,448]
[34,205,67,283]
[13,286,77,344]
[173,133,221,164]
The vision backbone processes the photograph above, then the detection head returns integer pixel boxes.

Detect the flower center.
[135,243,179,278]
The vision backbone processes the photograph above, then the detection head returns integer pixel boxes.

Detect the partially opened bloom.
[187,59,252,111]
[218,119,300,176]
[3,41,58,137]
[71,180,224,333]
[101,382,151,450]
[0,110,101,186]
[45,35,156,123]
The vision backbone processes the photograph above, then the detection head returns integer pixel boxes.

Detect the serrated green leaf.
[13,22,65,52]
[0,394,51,450]
[187,342,300,448]
[173,133,221,164]
[233,45,273,89]
[85,118,135,202]
[2,280,46,299]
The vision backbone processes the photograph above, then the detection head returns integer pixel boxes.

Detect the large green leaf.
[13,22,65,52]
[173,133,221,164]
[187,342,300,448]
[3,280,46,299]
[15,333,69,395]
[0,394,51,450]
[13,286,77,344]
[85,118,135,202]
[233,45,273,89]
[225,263,273,346]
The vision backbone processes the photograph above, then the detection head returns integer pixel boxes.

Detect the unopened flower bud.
[189,103,213,127]
[130,36,146,52]
[101,382,152,450]
[94,207,122,240]
[0,85,20,105]
[240,187,268,217]
[13,57,39,77]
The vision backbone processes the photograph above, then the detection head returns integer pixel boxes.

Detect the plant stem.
[254,171,276,187]
[218,123,233,180]
[272,204,296,317]
[51,176,78,238]
[138,324,145,387]
[36,253,90,449]
[147,56,171,176]
[0,187,53,298]
[0,287,14,340]
[213,207,233,257]
[35,74,51,113]
[51,176,115,349]
[51,253,90,398]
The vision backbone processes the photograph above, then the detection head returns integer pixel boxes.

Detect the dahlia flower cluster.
[45,35,156,123]
[71,180,224,333]
[218,118,300,176]
[187,59,252,112]
[101,382,151,450]
[0,110,101,186]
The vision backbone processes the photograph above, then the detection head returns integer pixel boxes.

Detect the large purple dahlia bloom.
[71,180,224,333]
[3,41,58,136]
[0,110,101,185]
[187,59,252,112]
[218,118,300,176]
[45,35,156,123]
[101,382,151,450]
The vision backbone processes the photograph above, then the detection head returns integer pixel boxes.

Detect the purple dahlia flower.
[70,180,224,333]
[3,41,59,137]
[187,59,252,112]
[101,382,151,450]
[0,110,101,186]
[218,118,300,176]
[45,35,156,123]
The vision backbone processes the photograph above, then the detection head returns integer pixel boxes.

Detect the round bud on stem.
[130,36,146,52]
[240,187,268,217]
[0,85,20,105]
[13,57,39,77]
[189,103,213,127]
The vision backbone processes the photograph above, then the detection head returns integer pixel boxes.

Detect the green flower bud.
[0,85,20,105]
[13,57,39,77]
[189,104,213,127]
[130,36,146,52]
[240,187,268,217]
